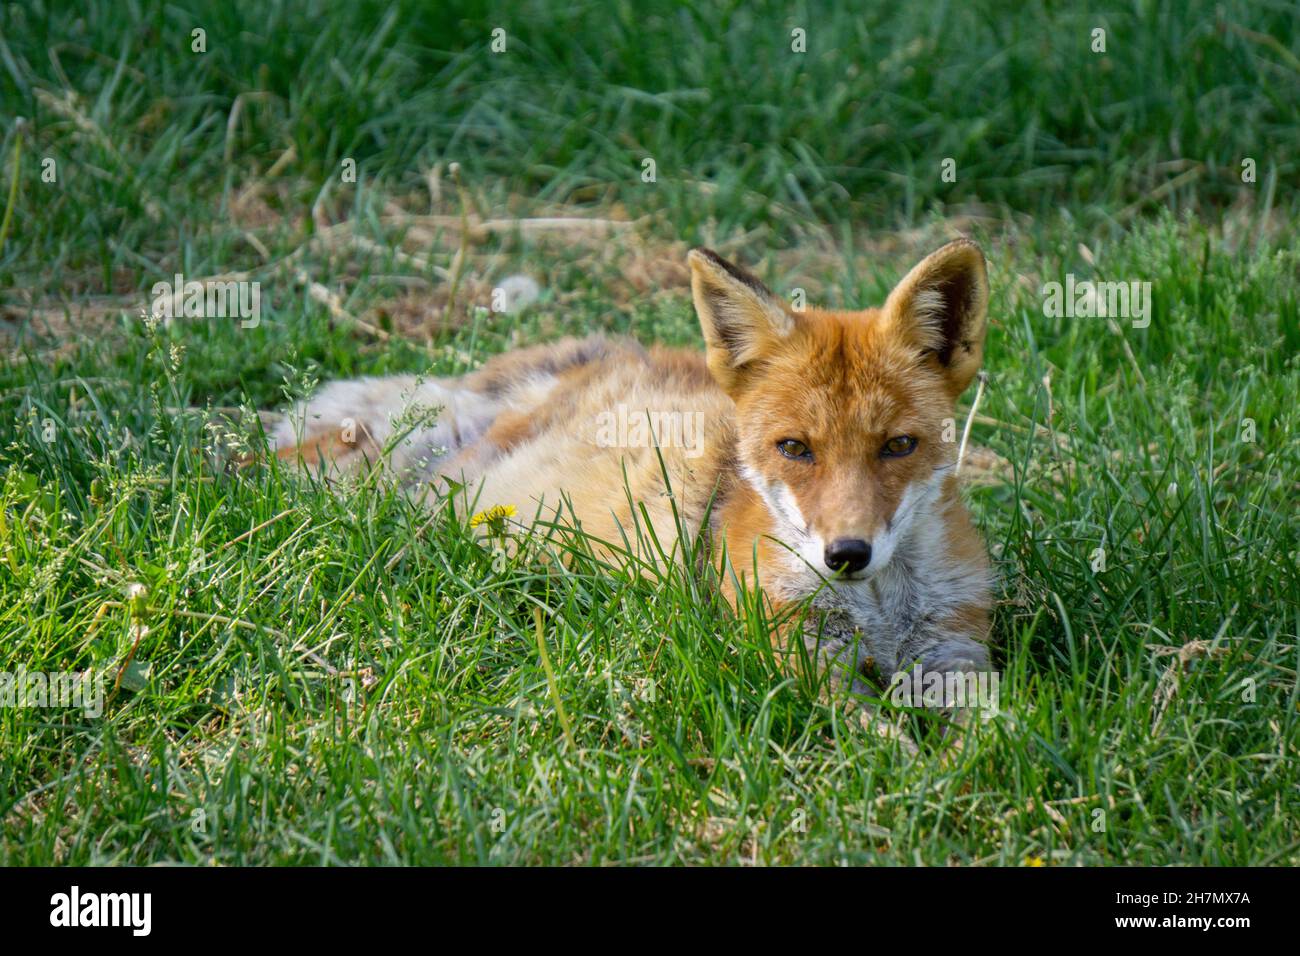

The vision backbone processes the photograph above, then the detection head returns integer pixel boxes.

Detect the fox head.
[689,240,989,582]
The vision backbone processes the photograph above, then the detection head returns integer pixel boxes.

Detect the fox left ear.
[883,238,989,395]
[688,247,794,395]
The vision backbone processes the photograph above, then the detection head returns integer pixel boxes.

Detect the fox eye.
[882,435,918,457]
[777,439,811,460]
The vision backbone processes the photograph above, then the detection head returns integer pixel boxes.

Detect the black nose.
[825,538,871,575]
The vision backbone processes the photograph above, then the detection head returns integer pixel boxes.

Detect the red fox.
[271,240,993,727]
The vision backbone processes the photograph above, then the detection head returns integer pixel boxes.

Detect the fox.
[269,239,994,733]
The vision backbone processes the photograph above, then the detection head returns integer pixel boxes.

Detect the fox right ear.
[688,248,793,393]
[883,238,990,396]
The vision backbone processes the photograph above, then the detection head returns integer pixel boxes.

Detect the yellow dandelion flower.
[1024,856,1046,867]
[469,504,517,530]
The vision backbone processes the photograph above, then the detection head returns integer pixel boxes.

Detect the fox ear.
[688,248,793,393]
[883,239,989,395]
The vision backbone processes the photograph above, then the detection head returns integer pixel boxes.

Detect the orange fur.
[270,241,996,723]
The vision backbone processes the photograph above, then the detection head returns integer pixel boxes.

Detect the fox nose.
[825,538,871,575]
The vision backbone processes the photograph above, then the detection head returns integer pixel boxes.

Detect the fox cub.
[272,240,994,722]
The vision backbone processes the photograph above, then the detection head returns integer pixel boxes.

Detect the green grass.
[6,0,1299,290]
[0,1,1297,864]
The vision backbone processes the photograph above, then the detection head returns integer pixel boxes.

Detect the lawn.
[1,0,1296,865]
